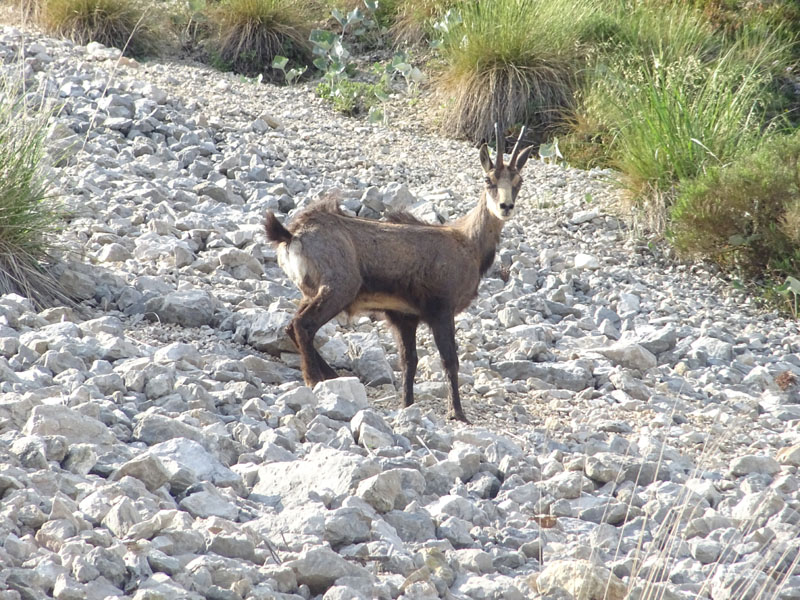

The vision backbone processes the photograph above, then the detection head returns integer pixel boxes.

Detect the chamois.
[264,124,534,422]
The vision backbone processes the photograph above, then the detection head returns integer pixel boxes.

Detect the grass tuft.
[36,0,162,57]
[435,0,601,144]
[0,77,71,310]
[209,0,316,78]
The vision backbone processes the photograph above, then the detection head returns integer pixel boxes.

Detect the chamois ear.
[479,143,493,173]
[514,145,535,171]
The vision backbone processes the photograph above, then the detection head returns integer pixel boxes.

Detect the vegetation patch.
[565,1,795,231]
[208,0,316,78]
[35,0,161,57]
[0,79,70,309]
[670,131,800,281]
[434,0,602,144]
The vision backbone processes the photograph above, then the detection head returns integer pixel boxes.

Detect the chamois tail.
[265,211,292,245]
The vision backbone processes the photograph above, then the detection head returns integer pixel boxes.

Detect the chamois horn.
[494,122,504,171]
[510,125,528,167]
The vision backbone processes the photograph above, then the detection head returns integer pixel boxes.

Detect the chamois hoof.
[450,411,470,424]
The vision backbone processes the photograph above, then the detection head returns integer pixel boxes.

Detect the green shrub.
[0,80,69,309]
[209,0,316,78]
[566,0,794,228]
[435,0,602,144]
[669,131,800,278]
[37,0,162,57]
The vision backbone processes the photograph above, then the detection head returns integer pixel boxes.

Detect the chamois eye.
[484,177,496,188]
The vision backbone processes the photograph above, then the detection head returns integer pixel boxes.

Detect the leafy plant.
[387,51,425,94]
[271,55,307,84]
[331,0,378,38]
[776,276,800,319]
[310,4,396,119]
[316,73,391,116]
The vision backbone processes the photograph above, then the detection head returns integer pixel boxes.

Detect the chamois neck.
[456,191,505,276]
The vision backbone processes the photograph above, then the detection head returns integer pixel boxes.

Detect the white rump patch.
[277,239,309,288]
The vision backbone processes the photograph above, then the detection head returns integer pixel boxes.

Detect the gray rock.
[133,413,205,446]
[383,509,436,543]
[535,559,626,600]
[356,468,424,513]
[144,289,216,328]
[110,453,170,492]
[492,361,592,391]
[730,454,781,477]
[323,506,372,546]
[285,546,373,594]
[314,377,369,420]
[146,438,240,488]
[206,534,256,562]
[252,446,379,505]
[179,487,239,520]
[24,404,116,445]
[594,342,657,371]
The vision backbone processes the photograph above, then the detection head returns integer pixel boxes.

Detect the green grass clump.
[36,0,161,57]
[209,0,316,78]
[0,81,69,309]
[435,0,602,144]
[669,131,800,279]
[565,1,795,228]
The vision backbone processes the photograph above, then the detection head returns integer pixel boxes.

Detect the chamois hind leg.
[428,309,469,423]
[291,285,352,387]
[385,311,420,408]
[286,304,337,380]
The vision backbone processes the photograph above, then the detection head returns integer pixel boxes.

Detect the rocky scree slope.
[0,25,800,600]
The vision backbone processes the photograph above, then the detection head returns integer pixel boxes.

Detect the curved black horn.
[494,122,504,170]
[510,125,527,167]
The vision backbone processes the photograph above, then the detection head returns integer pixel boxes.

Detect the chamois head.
[479,124,535,220]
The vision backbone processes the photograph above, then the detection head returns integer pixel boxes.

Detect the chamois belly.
[347,292,420,316]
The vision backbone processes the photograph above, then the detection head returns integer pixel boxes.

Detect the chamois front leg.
[428,309,469,423]
[385,311,420,408]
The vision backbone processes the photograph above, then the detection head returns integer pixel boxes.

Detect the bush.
[669,131,800,278]
[209,0,316,78]
[434,0,601,144]
[566,0,794,228]
[0,79,69,309]
[36,0,162,57]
